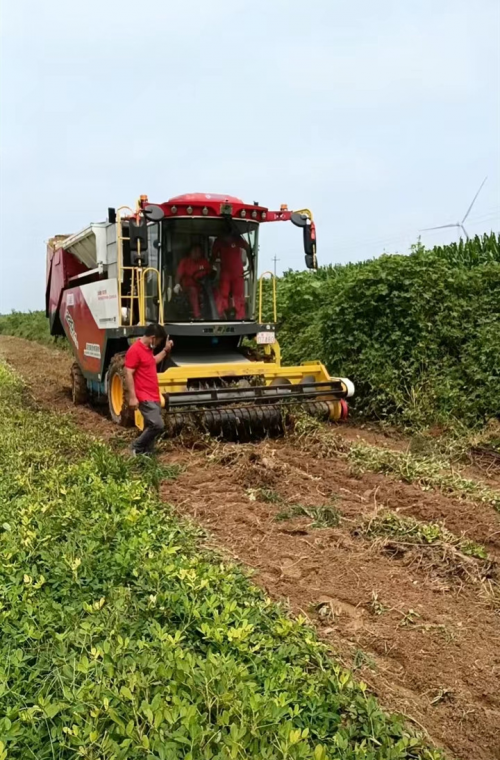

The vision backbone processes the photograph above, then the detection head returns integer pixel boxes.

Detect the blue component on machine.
[87,379,106,396]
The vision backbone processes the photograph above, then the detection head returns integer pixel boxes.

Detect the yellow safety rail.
[258,271,277,323]
[116,205,163,327]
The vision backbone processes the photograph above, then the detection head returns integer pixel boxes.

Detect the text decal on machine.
[64,310,79,349]
[83,343,101,359]
[81,280,119,328]
[256,331,275,345]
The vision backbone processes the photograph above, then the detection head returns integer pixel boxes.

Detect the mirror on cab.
[291,212,317,270]
[129,205,164,263]
[129,217,148,254]
[143,204,165,222]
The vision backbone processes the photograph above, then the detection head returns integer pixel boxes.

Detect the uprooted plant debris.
[275,503,342,529]
[355,510,497,586]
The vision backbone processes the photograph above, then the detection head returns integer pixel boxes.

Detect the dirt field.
[1,334,499,760]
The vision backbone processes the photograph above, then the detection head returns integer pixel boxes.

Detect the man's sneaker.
[128,447,152,459]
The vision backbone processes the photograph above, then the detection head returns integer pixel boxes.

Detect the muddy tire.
[107,354,135,427]
[71,362,89,405]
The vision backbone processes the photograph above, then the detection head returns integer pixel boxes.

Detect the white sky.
[1,0,499,311]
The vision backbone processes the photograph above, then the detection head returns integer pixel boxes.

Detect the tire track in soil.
[1,335,499,760]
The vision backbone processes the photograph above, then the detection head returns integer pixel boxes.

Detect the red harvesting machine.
[46,192,354,437]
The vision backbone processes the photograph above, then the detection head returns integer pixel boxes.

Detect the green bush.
[273,234,500,429]
[0,310,67,349]
[0,364,440,759]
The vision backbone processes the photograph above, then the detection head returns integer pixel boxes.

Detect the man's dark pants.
[132,401,165,454]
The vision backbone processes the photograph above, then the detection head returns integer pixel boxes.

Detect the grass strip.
[356,512,496,586]
[359,512,488,559]
[292,418,500,512]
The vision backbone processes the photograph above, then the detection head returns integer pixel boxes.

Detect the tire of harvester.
[107,354,135,427]
[71,361,89,405]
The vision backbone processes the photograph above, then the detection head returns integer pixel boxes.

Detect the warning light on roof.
[280,204,288,211]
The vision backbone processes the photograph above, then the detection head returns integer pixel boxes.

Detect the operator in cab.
[212,234,248,319]
[174,244,212,318]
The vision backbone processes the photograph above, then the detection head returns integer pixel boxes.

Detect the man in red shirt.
[213,234,249,319]
[124,323,173,455]
[174,244,212,318]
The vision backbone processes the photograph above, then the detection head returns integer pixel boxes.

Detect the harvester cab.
[46,192,354,438]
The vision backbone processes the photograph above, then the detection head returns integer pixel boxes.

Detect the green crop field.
[0,364,442,759]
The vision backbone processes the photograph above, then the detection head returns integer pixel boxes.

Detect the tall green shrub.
[274,234,500,428]
[0,310,66,349]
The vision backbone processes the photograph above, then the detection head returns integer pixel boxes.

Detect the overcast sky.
[1,0,499,312]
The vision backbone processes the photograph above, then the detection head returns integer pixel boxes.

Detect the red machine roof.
[155,192,270,221]
[168,192,246,205]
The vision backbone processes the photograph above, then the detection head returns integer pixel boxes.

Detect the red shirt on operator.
[124,339,161,402]
[176,256,212,288]
[212,235,249,319]
[174,244,212,318]
[123,324,173,457]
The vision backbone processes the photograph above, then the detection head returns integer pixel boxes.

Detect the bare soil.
[1,335,499,760]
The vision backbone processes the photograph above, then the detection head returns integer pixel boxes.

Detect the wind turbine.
[422,176,488,241]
